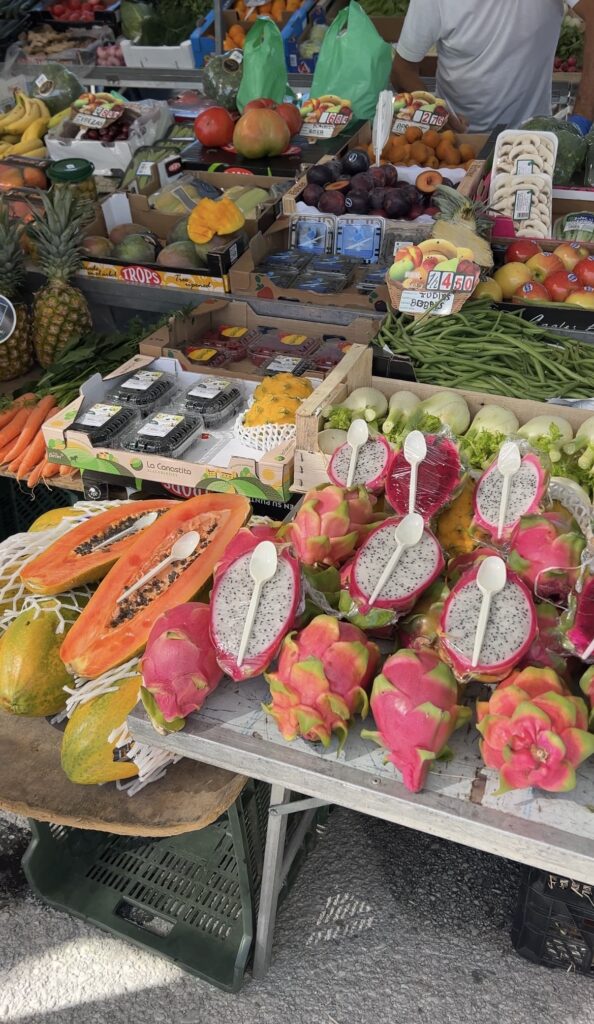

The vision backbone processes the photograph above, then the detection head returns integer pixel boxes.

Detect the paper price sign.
[73,106,122,130]
[426,270,480,293]
[399,291,454,316]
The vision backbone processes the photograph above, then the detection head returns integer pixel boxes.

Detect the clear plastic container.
[306,337,351,372]
[246,327,321,368]
[109,369,176,409]
[123,409,204,456]
[70,402,136,446]
[183,345,232,369]
[184,378,244,427]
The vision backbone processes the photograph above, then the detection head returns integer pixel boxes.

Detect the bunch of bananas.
[0,91,51,159]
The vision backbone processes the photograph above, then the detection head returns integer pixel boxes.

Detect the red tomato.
[194,107,234,148]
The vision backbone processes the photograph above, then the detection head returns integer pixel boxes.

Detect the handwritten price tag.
[399,291,454,316]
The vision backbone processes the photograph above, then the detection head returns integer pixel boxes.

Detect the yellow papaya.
[61,674,141,785]
[435,478,476,557]
[28,507,79,532]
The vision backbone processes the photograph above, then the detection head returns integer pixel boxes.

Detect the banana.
[34,98,50,120]
[418,238,458,259]
[48,105,71,130]
[0,134,19,144]
[21,117,49,144]
[23,147,47,158]
[0,96,26,132]
[5,136,47,156]
[6,92,41,137]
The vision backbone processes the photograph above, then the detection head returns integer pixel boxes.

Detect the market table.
[129,675,594,977]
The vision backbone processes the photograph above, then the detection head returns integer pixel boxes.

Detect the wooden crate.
[293,340,594,493]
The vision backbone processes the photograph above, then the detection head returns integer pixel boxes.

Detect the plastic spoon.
[236,540,278,669]
[471,556,507,668]
[117,531,200,605]
[346,418,369,488]
[581,635,594,661]
[93,511,158,550]
[403,430,427,515]
[496,441,521,540]
[368,512,424,607]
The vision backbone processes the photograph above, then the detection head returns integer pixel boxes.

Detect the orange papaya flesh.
[60,493,251,679]
[21,500,176,595]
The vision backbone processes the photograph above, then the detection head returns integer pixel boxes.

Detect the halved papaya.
[21,500,176,595]
[60,493,251,679]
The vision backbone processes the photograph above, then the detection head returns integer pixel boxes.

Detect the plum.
[384,190,411,219]
[350,171,373,192]
[324,159,344,181]
[318,191,345,215]
[341,149,370,175]
[382,164,399,187]
[344,190,370,213]
[302,183,324,207]
[369,187,387,210]
[307,164,334,187]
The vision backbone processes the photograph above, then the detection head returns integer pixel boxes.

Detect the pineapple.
[30,190,93,368]
[0,201,34,381]
[432,185,494,268]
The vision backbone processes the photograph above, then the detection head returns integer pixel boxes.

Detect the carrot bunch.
[0,394,76,489]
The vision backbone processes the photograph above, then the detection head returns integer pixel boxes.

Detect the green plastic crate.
[0,477,75,541]
[22,781,274,992]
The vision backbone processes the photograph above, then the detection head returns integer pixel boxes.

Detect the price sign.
[72,106,122,131]
[398,291,454,316]
[0,296,16,345]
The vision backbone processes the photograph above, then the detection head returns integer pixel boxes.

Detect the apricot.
[426,155,439,169]
[410,141,430,164]
[404,125,423,144]
[440,129,456,145]
[436,141,461,165]
[423,129,440,150]
[459,144,475,162]
[416,169,443,194]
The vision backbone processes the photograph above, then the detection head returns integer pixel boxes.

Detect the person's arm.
[569,0,594,129]
[391,0,440,92]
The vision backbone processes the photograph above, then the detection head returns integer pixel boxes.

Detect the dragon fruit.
[282,484,377,567]
[348,516,444,616]
[385,433,464,522]
[438,558,537,682]
[445,545,499,585]
[520,601,568,679]
[362,649,470,792]
[328,434,392,493]
[579,664,594,726]
[209,527,301,681]
[472,452,548,543]
[476,665,594,793]
[399,580,450,651]
[141,603,222,733]
[508,512,585,603]
[560,568,594,660]
[264,614,380,747]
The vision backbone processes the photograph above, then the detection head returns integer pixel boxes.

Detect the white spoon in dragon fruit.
[403,430,427,515]
[368,512,424,607]
[346,418,369,488]
[496,441,522,541]
[236,540,278,669]
[471,556,507,669]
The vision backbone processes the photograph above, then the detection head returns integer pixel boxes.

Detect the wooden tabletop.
[0,713,246,837]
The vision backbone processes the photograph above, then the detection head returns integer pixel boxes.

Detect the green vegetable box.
[42,354,300,502]
[292,342,594,493]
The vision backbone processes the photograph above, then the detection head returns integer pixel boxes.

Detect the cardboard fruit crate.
[292,339,594,492]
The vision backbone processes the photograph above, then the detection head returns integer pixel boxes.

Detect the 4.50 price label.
[399,291,454,316]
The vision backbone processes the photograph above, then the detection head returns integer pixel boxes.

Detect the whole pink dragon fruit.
[264,614,380,747]
[471,452,548,543]
[282,484,377,567]
[476,665,594,793]
[560,568,594,661]
[519,601,568,680]
[398,580,450,651]
[328,434,392,493]
[209,526,301,681]
[362,649,470,792]
[438,556,537,683]
[508,512,585,602]
[141,603,222,734]
[579,664,594,726]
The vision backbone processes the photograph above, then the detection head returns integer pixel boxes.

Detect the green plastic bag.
[310,1,392,121]
[236,18,289,113]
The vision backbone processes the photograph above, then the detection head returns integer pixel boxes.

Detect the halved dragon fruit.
[438,557,537,683]
[209,527,302,681]
[561,568,594,661]
[348,516,444,617]
[472,452,548,543]
[385,434,464,522]
[328,434,392,493]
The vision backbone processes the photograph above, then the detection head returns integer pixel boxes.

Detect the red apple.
[553,242,589,272]
[574,256,594,289]
[526,251,564,283]
[505,239,542,264]
[513,281,550,304]
[544,270,580,303]
[421,255,441,272]
[564,287,594,310]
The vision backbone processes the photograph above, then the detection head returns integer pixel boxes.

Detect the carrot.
[0,393,37,429]
[41,460,60,479]
[0,406,31,448]
[8,451,25,475]
[26,462,45,488]
[59,463,73,476]
[2,396,56,463]
[16,429,47,480]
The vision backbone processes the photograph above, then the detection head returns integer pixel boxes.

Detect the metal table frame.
[129,677,594,978]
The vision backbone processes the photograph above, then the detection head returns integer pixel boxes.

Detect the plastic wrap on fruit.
[385,430,467,522]
[470,442,549,546]
[560,561,594,662]
[302,564,395,632]
[438,556,537,684]
[508,510,586,605]
[203,54,243,112]
[27,62,83,116]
